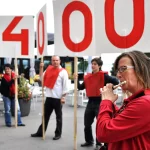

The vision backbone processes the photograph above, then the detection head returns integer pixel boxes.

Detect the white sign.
[0,16,34,58]
[53,0,96,56]
[53,0,150,56]
[95,0,150,54]
[36,4,48,58]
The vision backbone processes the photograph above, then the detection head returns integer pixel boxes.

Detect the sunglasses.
[116,66,134,73]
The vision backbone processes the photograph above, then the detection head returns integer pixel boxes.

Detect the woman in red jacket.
[96,51,150,150]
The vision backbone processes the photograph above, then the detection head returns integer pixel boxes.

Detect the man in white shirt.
[31,56,68,140]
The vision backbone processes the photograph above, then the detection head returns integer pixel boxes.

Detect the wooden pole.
[15,57,18,128]
[41,56,45,140]
[74,57,78,150]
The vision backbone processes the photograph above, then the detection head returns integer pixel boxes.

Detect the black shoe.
[18,124,25,127]
[99,145,108,150]
[6,125,12,127]
[31,133,42,137]
[53,135,61,140]
[81,142,93,147]
[95,144,102,150]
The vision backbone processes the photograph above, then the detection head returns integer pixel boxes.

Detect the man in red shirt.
[77,57,119,150]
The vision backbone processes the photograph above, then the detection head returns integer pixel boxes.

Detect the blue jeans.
[3,96,22,126]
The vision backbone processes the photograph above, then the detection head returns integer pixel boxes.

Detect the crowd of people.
[0,51,150,150]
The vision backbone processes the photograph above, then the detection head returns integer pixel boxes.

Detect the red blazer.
[96,89,150,150]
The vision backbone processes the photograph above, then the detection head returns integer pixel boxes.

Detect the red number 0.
[62,1,92,52]
[2,16,29,55]
[105,0,144,49]
[37,12,45,55]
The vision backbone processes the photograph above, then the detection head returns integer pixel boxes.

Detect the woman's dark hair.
[114,50,150,89]
[91,57,103,71]
[91,57,103,66]
[4,63,12,70]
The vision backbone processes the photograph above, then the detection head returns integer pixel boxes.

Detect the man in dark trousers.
[31,56,68,140]
[77,57,119,150]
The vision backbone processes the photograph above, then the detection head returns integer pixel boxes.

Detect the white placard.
[0,16,34,58]
[36,4,48,58]
[53,0,150,55]
[53,0,96,56]
[95,0,150,54]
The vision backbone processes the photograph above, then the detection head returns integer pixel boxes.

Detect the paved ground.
[0,94,123,150]
[0,98,98,150]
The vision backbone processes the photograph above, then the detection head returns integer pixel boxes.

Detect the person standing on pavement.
[96,51,150,150]
[76,57,119,150]
[0,64,25,127]
[31,56,69,140]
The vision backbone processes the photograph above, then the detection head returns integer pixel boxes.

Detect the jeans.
[3,96,22,126]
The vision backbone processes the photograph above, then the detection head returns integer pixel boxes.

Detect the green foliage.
[78,60,88,72]
[18,77,31,101]
[110,63,117,76]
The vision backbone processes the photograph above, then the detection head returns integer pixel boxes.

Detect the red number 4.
[2,16,29,55]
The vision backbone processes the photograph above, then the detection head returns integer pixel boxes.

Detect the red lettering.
[2,16,29,55]
[62,1,92,52]
[105,0,144,49]
[37,12,45,55]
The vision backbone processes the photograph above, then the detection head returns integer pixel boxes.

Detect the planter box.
[19,99,31,117]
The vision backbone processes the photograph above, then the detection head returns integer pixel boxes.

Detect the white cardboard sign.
[53,0,96,56]
[0,16,34,58]
[53,0,150,56]
[36,4,48,58]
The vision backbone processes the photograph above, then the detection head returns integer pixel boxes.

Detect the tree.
[110,63,116,76]
[78,60,88,72]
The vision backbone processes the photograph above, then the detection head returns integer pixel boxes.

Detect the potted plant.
[18,74,32,117]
